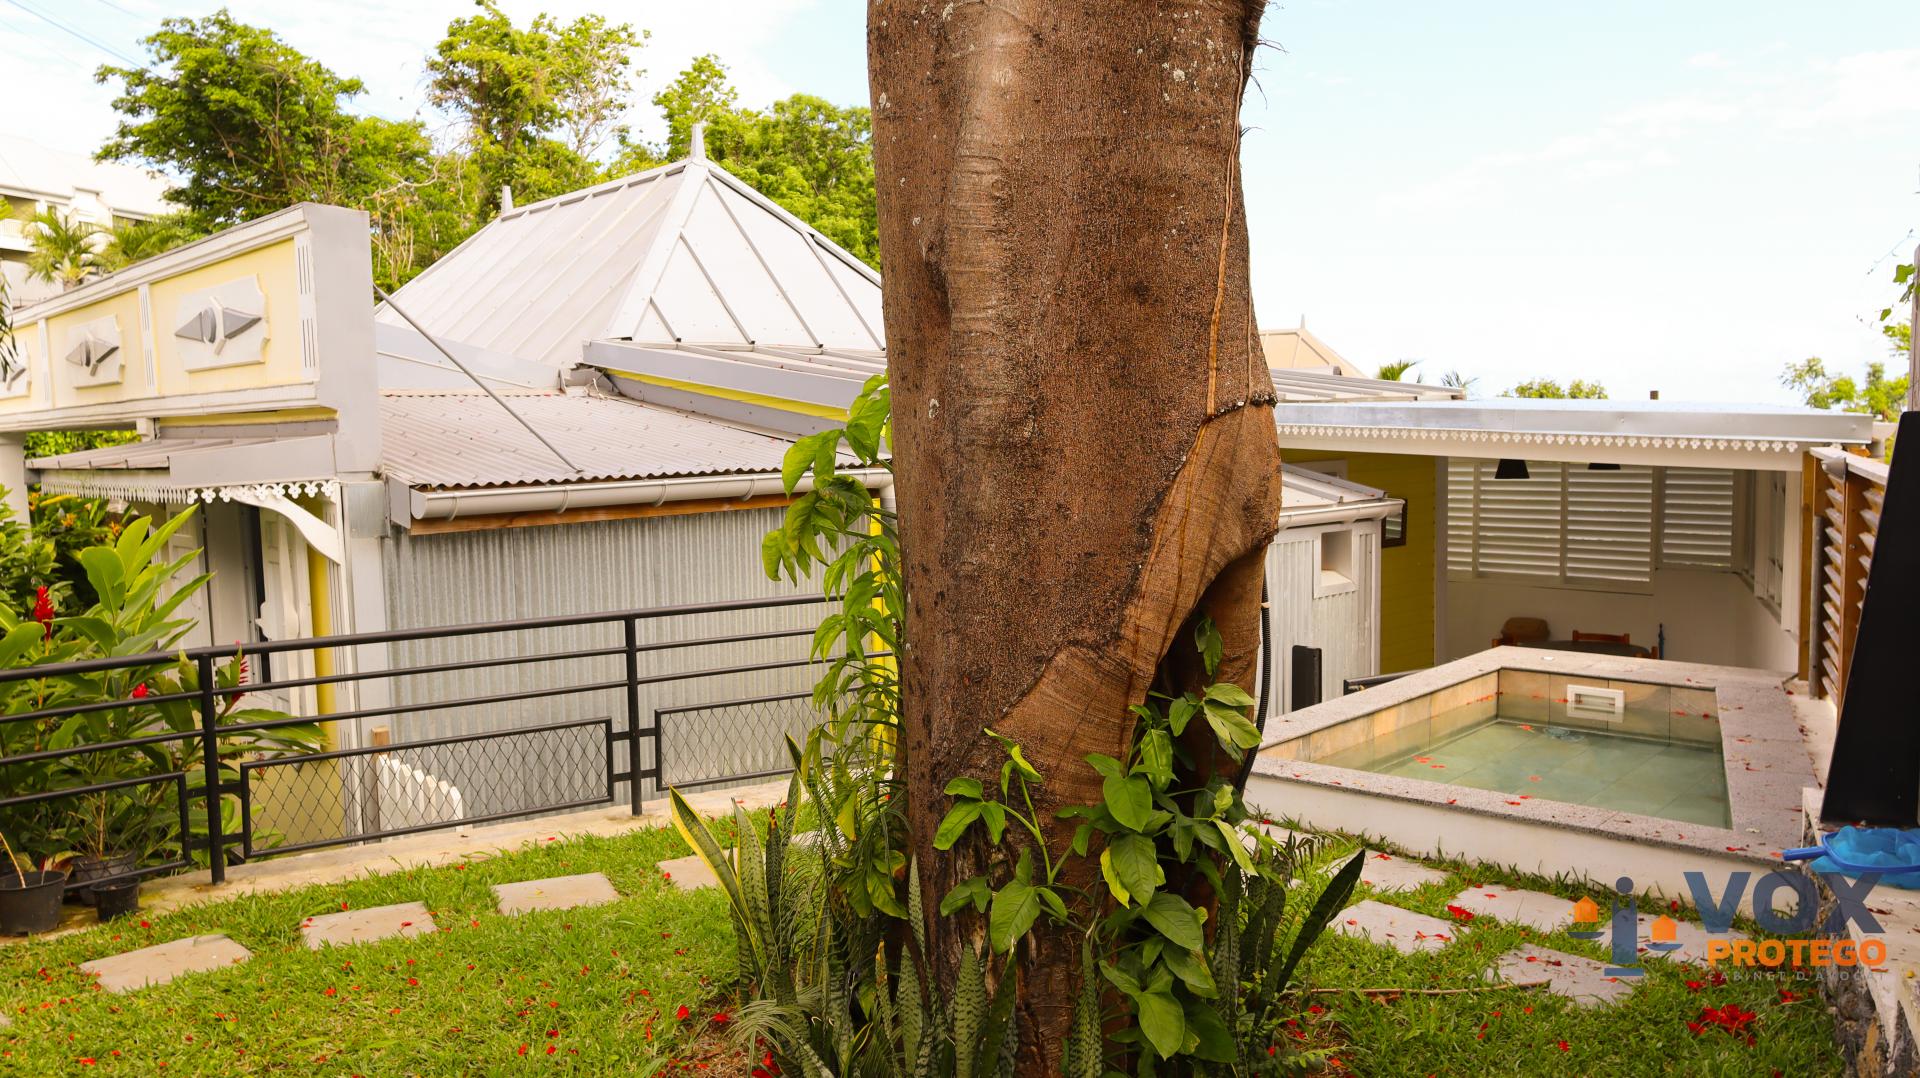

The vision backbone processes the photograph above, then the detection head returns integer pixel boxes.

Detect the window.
[1381,503,1408,548]
[1317,528,1356,596]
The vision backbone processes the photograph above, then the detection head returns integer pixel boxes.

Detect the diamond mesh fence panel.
[242,720,610,855]
[654,693,823,798]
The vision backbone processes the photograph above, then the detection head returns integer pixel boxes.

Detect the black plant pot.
[71,853,137,908]
[91,879,140,922]
[0,870,70,935]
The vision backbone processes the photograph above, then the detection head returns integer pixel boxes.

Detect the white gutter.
[1276,500,1401,530]
[409,467,894,522]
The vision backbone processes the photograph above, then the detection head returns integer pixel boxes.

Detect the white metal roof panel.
[377,157,883,371]
[377,391,807,489]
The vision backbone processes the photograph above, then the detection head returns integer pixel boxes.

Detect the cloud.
[1687,50,1732,70]
[1375,47,1916,215]
[1773,48,1920,130]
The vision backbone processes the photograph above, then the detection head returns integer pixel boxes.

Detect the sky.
[1,0,1915,405]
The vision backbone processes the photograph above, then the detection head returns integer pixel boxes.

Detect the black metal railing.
[0,594,843,892]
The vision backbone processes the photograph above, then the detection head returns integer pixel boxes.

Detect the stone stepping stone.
[300,901,435,950]
[1449,887,1577,933]
[493,872,619,915]
[656,854,718,892]
[1496,944,1636,1007]
[78,934,250,994]
[1333,900,1460,954]
[1633,913,1746,965]
[1359,851,1449,892]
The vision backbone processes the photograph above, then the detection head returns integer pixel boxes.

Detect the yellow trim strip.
[601,368,849,421]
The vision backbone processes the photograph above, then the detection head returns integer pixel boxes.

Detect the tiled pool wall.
[1263,670,1720,767]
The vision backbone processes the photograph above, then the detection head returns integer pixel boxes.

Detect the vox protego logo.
[1569,871,1887,977]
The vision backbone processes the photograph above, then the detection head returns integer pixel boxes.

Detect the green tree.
[99,213,203,271]
[634,56,880,269]
[21,209,102,290]
[1780,356,1907,421]
[98,12,467,288]
[427,1,643,212]
[1441,369,1477,395]
[97,12,433,229]
[1376,359,1419,381]
[1505,377,1607,399]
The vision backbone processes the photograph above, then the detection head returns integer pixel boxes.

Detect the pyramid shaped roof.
[377,156,884,370]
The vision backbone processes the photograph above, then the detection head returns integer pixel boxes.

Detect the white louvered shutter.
[1472,461,1565,580]
[1445,458,1479,575]
[1565,465,1654,584]
[1659,468,1736,569]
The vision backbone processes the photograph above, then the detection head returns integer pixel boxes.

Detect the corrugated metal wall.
[1264,527,1378,727]
[378,507,827,815]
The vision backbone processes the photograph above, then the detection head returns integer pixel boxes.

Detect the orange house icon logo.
[1570,896,1602,924]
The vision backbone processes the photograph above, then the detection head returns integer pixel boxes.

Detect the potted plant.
[0,830,67,935]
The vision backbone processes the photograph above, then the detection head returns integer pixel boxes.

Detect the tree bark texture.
[869,1,1281,1071]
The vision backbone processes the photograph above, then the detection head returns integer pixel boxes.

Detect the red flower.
[323,988,337,997]
[546,1045,557,1055]
[406,977,418,987]
[517,1044,528,1056]
[712,1011,731,1024]
[31,587,53,637]
[1445,904,1476,922]
[675,1005,691,1021]
[131,683,150,699]
[1685,980,1704,992]
[1556,1041,1569,1052]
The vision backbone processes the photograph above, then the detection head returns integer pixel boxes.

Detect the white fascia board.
[585,339,864,409]
[0,382,323,433]
[166,433,337,487]
[1276,425,1850,472]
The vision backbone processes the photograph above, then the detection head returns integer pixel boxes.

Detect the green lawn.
[1,815,1850,1076]
[1,823,743,1076]
[1281,834,1846,1076]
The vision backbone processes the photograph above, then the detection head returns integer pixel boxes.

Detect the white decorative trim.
[193,480,338,503]
[38,475,336,506]
[1274,423,1811,455]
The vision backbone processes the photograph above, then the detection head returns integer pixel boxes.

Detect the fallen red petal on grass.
[676,1005,691,1020]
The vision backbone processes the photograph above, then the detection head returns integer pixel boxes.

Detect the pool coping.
[1251,647,1814,863]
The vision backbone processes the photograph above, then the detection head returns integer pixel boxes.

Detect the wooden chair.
[1571,630,1630,646]
[1492,616,1550,648]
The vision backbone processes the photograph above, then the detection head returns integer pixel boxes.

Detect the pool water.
[1319,717,1732,828]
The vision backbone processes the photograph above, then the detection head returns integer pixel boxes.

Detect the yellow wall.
[1287,450,1437,672]
[150,239,304,396]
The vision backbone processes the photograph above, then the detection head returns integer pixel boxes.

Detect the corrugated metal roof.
[376,157,883,372]
[1268,367,1463,402]
[1279,466,1390,510]
[377,391,808,489]
[28,437,269,471]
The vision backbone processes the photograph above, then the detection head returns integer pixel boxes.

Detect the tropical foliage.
[678,376,1355,1074]
[1779,356,1909,422]
[0,508,318,875]
[1503,378,1607,400]
[20,208,102,290]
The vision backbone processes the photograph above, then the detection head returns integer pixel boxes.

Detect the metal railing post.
[196,652,225,885]
[624,616,643,815]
